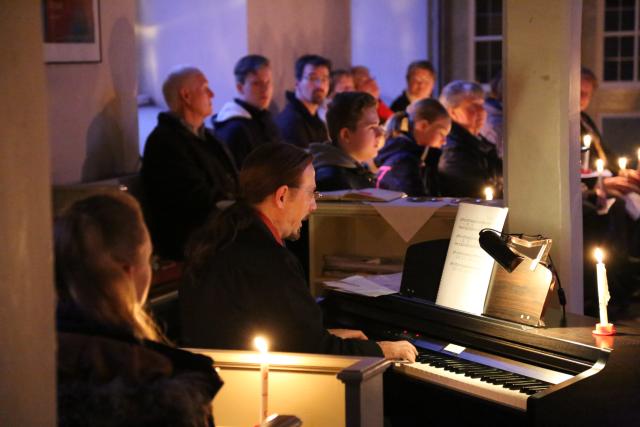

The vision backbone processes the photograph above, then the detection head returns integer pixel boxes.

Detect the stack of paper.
[323,273,402,297]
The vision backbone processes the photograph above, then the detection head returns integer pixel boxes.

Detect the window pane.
[621,36,634,56]
[622,0,634,8]
[604,61,619,80]
[605,36,620,57]
[621,60,634,79]
[476,14,488,36]
[490,41,502,61]
[490,0,502,14]
[605,10,619,31]
[621,7,635,30]
[476,0,490,14]
[477,41,489,60]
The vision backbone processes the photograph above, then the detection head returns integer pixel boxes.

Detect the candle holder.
[592,322,616,336]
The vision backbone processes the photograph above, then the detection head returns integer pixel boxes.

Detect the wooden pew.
[187,348,389,427]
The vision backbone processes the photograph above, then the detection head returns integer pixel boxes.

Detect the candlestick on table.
[582,134,592,171]
[592,248,615,336]
[254,336,269,425]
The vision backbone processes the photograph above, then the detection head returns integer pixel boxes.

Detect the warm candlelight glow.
[596,159,604,173]
[254,336,269,354]
[618,157,628,170]
[594,247,604,263]
[637,148,640,160]
[583,134,592,148]
[484,187,494,201]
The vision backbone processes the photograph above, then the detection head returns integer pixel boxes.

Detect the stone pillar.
[0,1,56,425]
[503,1,584,313]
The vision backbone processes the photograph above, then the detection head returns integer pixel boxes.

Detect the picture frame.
[43,0,101,63]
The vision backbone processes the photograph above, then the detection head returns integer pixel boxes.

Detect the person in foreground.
[181,144,417,361]
[55,192,222,427]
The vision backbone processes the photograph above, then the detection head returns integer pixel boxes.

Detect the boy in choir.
[276,54,331,148]
[390,60,436,113]
[180,143,417,361]
[375,98,451,197]
[212,55,282,169]
[437,80,502,198]
[141,66,237,261]
[309,91,383,191]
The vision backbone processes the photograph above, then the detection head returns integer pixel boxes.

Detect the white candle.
[582,135,592,171]
[254,336,269,424]
[618,157,628,172]
[484,187,494,201]
[636,147,640,171]
[594,248,611,326]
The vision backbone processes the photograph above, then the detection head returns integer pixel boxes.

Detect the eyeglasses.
[290,186,319,199]
[302,75,329,85]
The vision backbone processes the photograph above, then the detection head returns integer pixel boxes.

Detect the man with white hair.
[141,66,238,260]
[437,80,502,198]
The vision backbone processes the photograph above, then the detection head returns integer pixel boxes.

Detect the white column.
[0,1,56,425]
[503,1,584,313]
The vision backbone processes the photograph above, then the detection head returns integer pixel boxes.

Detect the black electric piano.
[322,291,640,426]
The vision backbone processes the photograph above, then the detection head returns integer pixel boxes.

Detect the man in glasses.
[276,54,331,148]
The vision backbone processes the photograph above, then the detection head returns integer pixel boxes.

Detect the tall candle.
[594,248,610,326]
[582,135,592,171]
[484,187,494,201]
[596,158,605,192]
[254,336,269,424]
[637,148,640,171]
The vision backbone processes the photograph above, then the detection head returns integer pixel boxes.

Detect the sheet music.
[436,203,508,314]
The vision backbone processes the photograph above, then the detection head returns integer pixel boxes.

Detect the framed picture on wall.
[43,0,101,63]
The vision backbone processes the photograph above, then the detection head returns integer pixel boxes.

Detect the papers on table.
[323,273,402,297]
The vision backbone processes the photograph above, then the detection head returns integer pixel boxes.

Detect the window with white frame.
[602,0,638,81]
[474,0,502,83]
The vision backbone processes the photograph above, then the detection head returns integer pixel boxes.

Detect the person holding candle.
[181,144,417,361]
[54,192,223,427]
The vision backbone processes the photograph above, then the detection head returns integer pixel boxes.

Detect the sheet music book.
[435,202,508,314]
[316,188,406,202]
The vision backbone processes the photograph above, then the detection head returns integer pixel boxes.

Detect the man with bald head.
[141,66,238,260]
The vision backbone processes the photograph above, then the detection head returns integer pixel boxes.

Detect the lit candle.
[595,158,605,192]
[618,157,628,174]
[594,248,611,327]
[582,135,592,171]
[637,148,640,171]
[254,336,269,425]
[484,187,494,201]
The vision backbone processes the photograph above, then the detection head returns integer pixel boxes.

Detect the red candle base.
[592,322,616,336]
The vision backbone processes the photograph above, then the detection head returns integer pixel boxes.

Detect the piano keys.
[321,291,640,426]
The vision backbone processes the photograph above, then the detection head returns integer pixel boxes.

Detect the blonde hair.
[54,191,164,342]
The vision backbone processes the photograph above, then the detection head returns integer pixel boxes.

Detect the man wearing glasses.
[276,54,331,148]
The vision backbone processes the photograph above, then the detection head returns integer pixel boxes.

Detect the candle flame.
[484,187,494,201]
[254,336,269,353]
[594,247,604,263]
[583,134,592,148]
[596,158,605,173]
[618,157,628,170]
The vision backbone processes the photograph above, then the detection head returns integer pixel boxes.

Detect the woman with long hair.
[54,191,222,427]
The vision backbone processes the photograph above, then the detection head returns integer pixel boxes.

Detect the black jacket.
[390,91,411,112]
[180,214,383,357]
[275,91,328,148]
[212,99,281,168]
[56,301,222,427]
[581,111,618,174]
[309,142,376,191]
[141,113,238,260]
[438,122,502,197]
[375,133,441,197]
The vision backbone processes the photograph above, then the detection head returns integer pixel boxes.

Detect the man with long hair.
[181,144,416,360]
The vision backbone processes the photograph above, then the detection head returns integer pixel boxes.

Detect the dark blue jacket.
[374,133,441,197]
[275,91,328,148]
[309,142,376,191]
[438,122,502,197]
